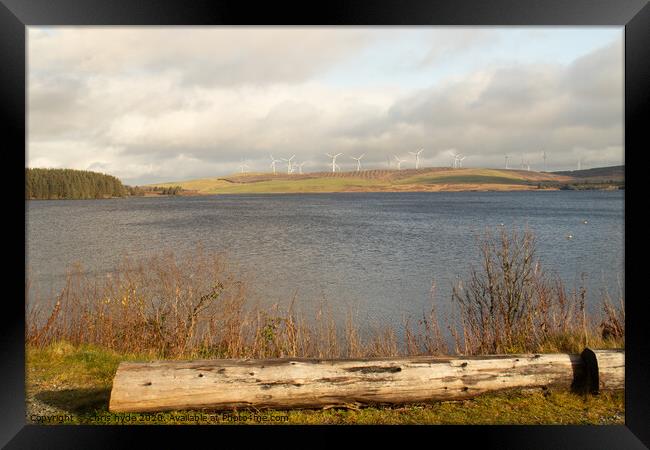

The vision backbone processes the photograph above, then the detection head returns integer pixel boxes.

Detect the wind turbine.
[393,155,406,170]
[456,155,466,168]
[239,158,249,174]
[409,149,424,169]
[577,159,582,171]
[295,162,306,174]
[505,155,510,169]
[542,151,547,172]
[350,153,365,172]
[447,150,458,169]
[326,153,343,173]
[448,150,460,168]
[269,154,282,175]
[281,155,295,174]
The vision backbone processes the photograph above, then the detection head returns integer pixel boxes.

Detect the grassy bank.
[26,342,624,425]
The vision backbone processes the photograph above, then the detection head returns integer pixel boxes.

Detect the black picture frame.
[4,0,648,448]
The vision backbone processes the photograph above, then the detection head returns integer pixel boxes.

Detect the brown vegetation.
[26,229,624,359]
[449,228,624,355]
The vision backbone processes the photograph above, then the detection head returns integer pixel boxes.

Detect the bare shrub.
[449,227,622,355]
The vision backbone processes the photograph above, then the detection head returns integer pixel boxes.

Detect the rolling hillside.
[149,167,582,194]
[552,165,624,182]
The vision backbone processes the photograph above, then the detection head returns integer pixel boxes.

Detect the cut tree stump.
[108,349,624,413]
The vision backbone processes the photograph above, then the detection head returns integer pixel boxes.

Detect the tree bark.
[107,350,627,413]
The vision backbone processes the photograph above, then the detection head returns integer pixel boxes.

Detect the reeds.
[26,228,624,359]
[26,248,382,359]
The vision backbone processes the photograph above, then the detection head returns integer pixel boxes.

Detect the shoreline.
[143,185,622,196]
[24,185,624,200]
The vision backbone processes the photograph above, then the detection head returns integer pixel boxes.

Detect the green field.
[150,167,572,194]
[165,176,384,194]
[396,174,531,186]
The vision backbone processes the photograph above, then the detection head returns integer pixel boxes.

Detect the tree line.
[151,186,183,195]
[126,185,183,196]
[26,168,127,200]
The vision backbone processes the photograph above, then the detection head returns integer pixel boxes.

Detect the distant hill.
[26,168,127,200]
[552,165,624,182]
[149,167,578,195]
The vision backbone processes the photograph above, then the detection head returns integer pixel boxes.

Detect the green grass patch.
[26,343,624,425]
[217,177,379,193]
[397,174,532,186]
[396,168,527,184]
[159,176,384,194]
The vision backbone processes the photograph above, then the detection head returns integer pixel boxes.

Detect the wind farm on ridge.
[150,149,621,195]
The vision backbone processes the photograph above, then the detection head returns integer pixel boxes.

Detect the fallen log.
[108,348,624,413]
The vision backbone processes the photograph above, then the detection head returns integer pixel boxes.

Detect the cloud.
[384,38,623,162]
[27,28,623,184]
[29,27,374,87]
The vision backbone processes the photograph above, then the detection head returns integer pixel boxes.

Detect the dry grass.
[449,227,624,355]
[27,248,391,360]
[27,229,624,359]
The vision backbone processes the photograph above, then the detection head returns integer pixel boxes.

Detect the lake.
[26,191,624,333]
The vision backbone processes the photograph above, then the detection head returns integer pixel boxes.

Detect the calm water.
[26,191,624,332]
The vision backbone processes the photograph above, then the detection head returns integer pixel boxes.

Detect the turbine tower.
[281,155,295,174]
[542,151,547,172]
[239,158,249,174]
[505,155,510,169]
[295,162,306,174]
[326,153,343,173]
[350,153,365,172]
[448,150,460,168]
[457,155,466,168]
[393,155,406,170]
[447,150,458,169]
[269,154,282,175]
[577,159,582,171]
[409,149,424,169]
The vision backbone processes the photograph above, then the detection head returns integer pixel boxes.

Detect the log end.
[578,348,625,394]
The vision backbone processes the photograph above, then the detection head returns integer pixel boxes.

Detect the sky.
[27,27,624,185]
